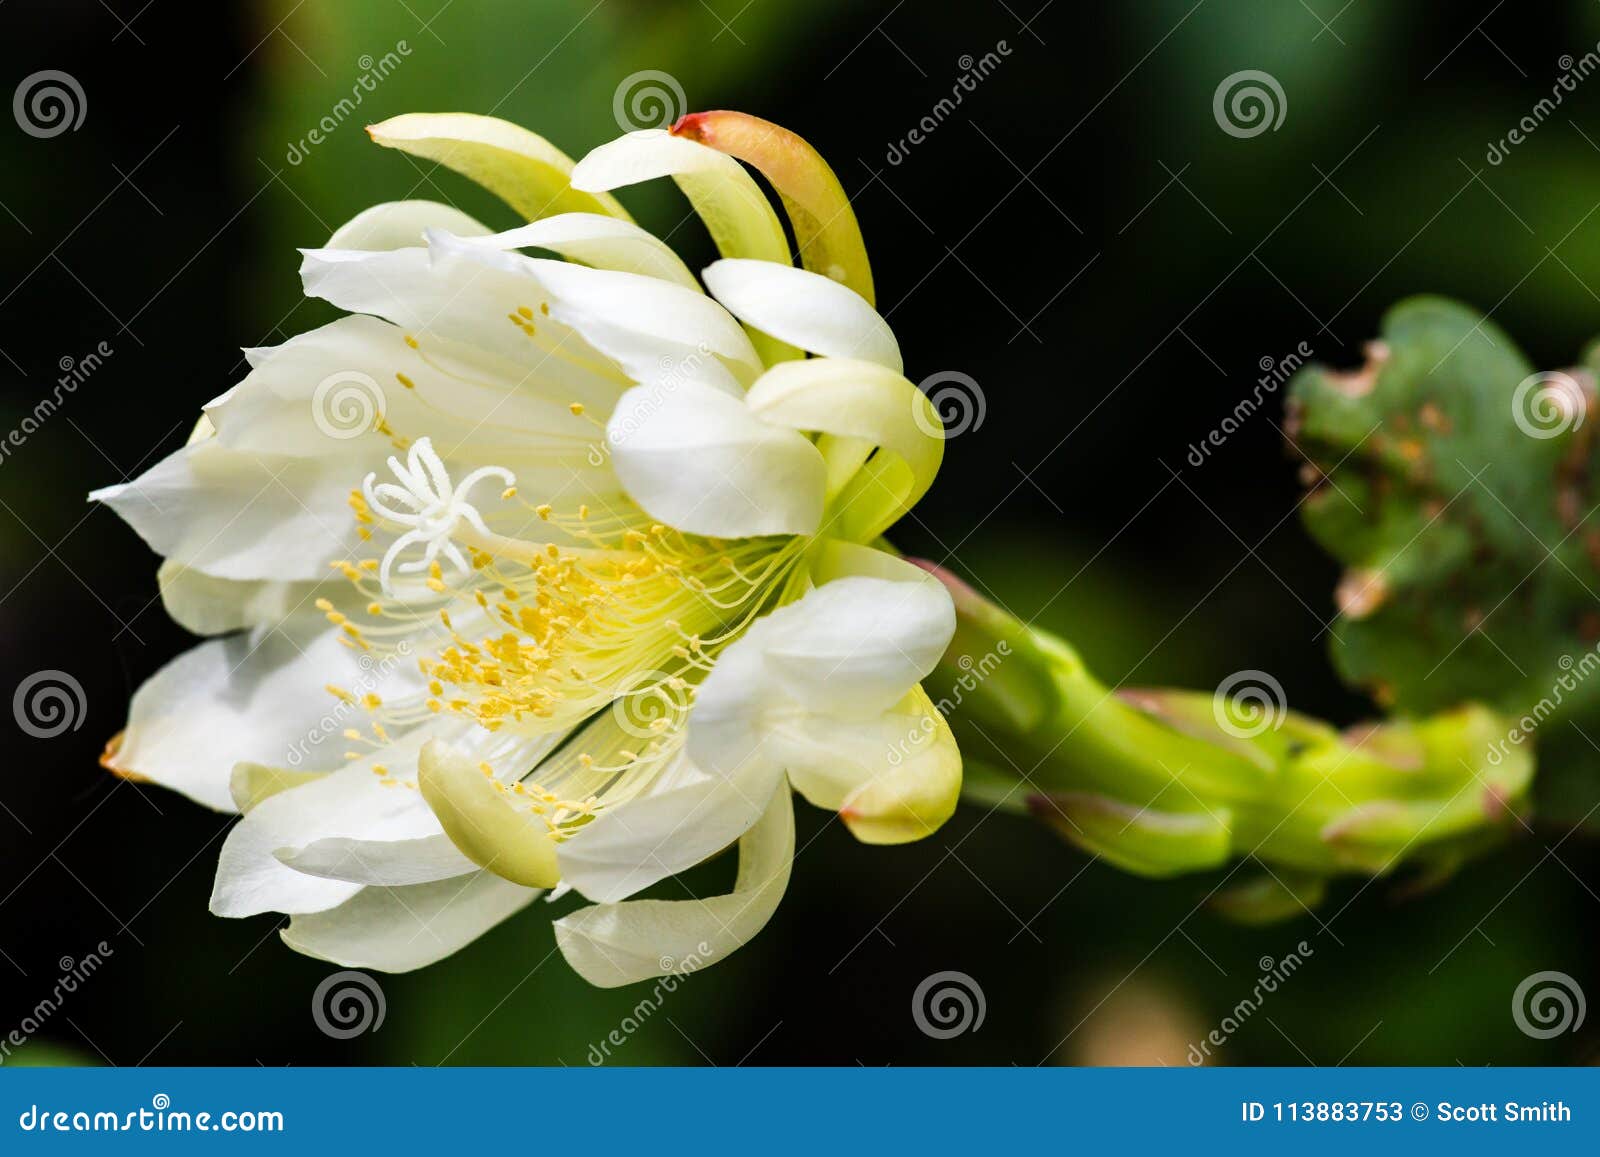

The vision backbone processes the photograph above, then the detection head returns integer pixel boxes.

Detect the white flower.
[92,111,959,985]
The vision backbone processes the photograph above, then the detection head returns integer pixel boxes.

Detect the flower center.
[360,437,515,594]
[323,430,807,828]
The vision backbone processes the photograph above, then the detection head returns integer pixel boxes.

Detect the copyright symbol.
[1411,1102,1429,1121]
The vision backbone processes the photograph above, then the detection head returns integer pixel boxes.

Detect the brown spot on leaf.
[1418,401,1452,434]
[1336,568,1389,619]
[1324,340,1390,398]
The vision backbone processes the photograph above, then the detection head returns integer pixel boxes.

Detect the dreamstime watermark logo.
[586,943,711,1064]
[13,70,85,138]
[285,643,410,766]
[885,41,1013,165]
[312,370,387,440]
[311,971,386,1039]
[285,43,411,164]
[912,970,986,1039]
[930,643,1011,720]
[13,670,85,739]
[1486,645,1600,767]
[1511,371,1587,439]
[0,340,113,469]
[1,942,114,1064]
[609,668,690,741]
[1487,47,1600,165]
[1188,943,1313,1064]
[1512,970,1586,1039]
[613,70,686,132]
[1187,341,1311,466]
[887,642,1012,768]
[1212,70,1286,138]
[913,370,986,439]
[599,343,713,462]
[1212,669,1285,739]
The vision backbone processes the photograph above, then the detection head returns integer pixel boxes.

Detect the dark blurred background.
[1,0,1597,1066]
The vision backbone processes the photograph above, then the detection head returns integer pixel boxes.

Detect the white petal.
[208,314,604,469]
[570,130,788,268]
[155,560,326,637]
[686,567,961,845]
[570,129,798,367]
[91,440,363,582]
[744,358,943,543]
[298,244,631,404]
[276,834,479,888]
[765,685,962,846]
[605,378,825,538]
[703,259,901,371]
[693,574,954,738]
[557,750,783,903]
[324,199,491,251]
[468,213,698,290]
[211,733,463,917]
[281,870,540,973]
[427,230,761,392]
[553,785,792,988]
[107,626,406,812]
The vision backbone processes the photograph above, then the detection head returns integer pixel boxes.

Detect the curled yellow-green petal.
[746,357,944,542]
[417,740,561,889]
[367,113,630,223]
[673,111,875,305]
[836,686,963,845]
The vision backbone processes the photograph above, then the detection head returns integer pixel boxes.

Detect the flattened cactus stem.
[915,560,1537,910]
[908,559,1060,733]
[671,110,876,304]
[910,560,1266,804]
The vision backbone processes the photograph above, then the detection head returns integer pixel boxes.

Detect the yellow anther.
[396,372,415,390]
[569,402,585,416]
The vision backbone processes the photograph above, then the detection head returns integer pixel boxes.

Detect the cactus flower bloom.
[92,111,959,985]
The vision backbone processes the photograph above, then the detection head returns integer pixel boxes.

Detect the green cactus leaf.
[1288,296,1600,826]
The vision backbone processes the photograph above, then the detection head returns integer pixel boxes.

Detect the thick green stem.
[913,561,1536,918]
